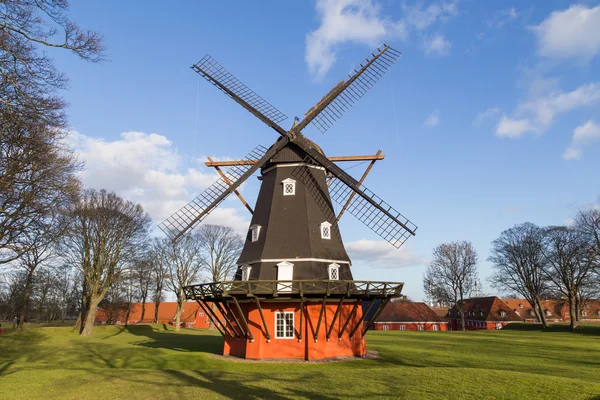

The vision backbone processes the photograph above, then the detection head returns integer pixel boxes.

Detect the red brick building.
[95,301,212,328]
[447,297,521,330]
[374,301,448,331]
[502,298,600,323]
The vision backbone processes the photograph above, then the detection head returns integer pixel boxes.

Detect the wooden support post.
[207,157,254,214]
[203,300,233,338]
[298,297,304,342]
[227,298,247,340]
[362,297,392,337]
[232,296,254,342]
[349,298,377,339]
[339,300,360,339]
[314,296,327,342]
[214,301,241,338]
[253,297,271,342]
[326,295,346,341]
[336,149,382,221]
[196,300,225,337]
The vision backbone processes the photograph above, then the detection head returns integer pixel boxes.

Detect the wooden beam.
[204,153,385,167]
[207,157,254,215]
[336,149,382,222]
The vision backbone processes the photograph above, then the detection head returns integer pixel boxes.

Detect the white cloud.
[563,120,600,160]
[346,239,426,269]
[305,0,457,79]
[496,82,600,139]
[423,110,440,127]
[531,4,600,62]
[495,115,536,138]
[472,107,500,128]
[486,8,519,28]
[69,131,251,236]
[423,34,451,56]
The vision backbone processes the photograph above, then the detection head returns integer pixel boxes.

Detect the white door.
[277,261,294,292]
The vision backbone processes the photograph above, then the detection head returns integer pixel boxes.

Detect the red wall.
[449,319,512,330]
[223,300,367,360]
[373,322,447,331]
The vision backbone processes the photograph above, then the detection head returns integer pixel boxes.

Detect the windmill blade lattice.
[327,178,417,248]
[192,55,288,126]
[310,44,402,134]
[159,145,268,241]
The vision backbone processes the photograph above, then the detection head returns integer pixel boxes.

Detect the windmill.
[161,44,418,360]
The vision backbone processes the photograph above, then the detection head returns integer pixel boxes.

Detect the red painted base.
[223,300,367,360]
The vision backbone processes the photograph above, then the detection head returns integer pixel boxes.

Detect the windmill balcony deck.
[183,280,404,301]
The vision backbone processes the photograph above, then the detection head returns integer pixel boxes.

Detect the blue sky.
[53,1,600,301]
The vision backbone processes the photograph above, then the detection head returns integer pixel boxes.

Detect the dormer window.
[320,221,332,240]
[514,309,520,316]
[282,178,296,196]
[480,311,484,317]
[500,310,506,318]
[546,310,552,316]
[519,304,524,308]
[582,311,587,317]
[328,263,340,280]
[241,265,252,281]
[250,224,261,242]
[530,310,536,316]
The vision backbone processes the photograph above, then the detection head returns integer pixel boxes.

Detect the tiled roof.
[431,307,450,319]
[377,301,445,322]
[448,297,522,322]
[502,298,600,320]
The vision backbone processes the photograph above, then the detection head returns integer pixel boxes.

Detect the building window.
[582,311,587,317]
[400,325,406,331]
[500,310,506,317]
[433,325,439,331]
[515,310,520,316]
[275,312,294,339]
[496,323,502,330]
[383,325,389,331]
[282,178,296,196]
[328,263,340,280]
[276,261,294,292]
[546,310,552,316]
[241,265,252,281]
[250,224,261,242]
[320,221,332,240]
[417,325,424,331]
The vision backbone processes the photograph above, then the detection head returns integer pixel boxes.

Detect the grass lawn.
[1,324,600,399]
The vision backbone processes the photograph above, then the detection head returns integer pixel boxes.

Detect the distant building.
[446,297,521,330]
[374,301,448,331]
[502,298,600,323]
[95,301,212,328]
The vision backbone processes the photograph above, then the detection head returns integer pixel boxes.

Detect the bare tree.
[198,225,243,282]
[489,223,549,328]
[62,189,151,336]
[157,234,203,332]
[1,0,103,263]
[575,208,600,255]
[130,256,152,322]
[424,241,478,331]
[542,226,595,331]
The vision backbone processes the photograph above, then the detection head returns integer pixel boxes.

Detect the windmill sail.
[159,145,268,241]
[297,44,402,134]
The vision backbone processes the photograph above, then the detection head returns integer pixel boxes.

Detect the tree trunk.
[458,306,466,331]
[569,293,578,331]
[125,304,131,327]
[174,292,184,332]
[80,295,102,337]
[532,296,548,328]
[18,270,34,330]
[154,299,161,324]
[141,299,146,322]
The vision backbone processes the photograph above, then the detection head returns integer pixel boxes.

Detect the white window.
[519,304,524,309]
[500,311,506,317]
[433,325,439,331]
[241,265,252,281]
[417,325,424,331]
[496,323,502,330]
[282,178,296,196]
[382,325,389,331]
[276,261,294,292]
[582,311,587,317]
[546,310,552,316]
[275,311,294,339]
[320,221,332,240]
[250,224,261,243]
[400,325,406,331]
[328,263,340,280]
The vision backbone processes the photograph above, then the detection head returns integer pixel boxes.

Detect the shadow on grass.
[124,325,223,355]
[504,322,600,335]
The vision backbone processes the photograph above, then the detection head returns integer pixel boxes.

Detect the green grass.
[1,324,600,399]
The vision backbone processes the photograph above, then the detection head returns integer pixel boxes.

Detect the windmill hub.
[163,43,418,361]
